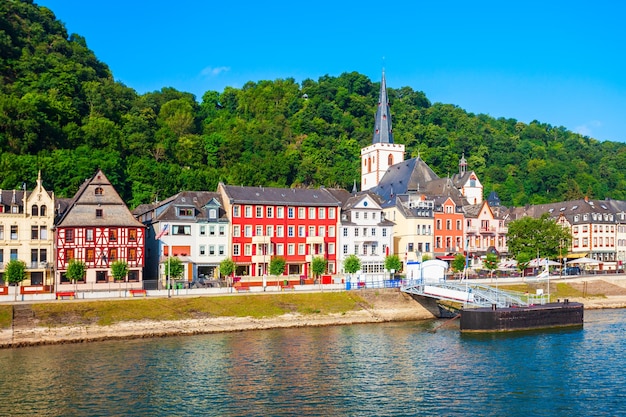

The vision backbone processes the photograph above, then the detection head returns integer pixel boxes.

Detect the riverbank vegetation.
[3,1,626,209]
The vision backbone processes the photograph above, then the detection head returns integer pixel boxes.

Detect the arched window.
[40,205,47,216]
[388,154,393,166]
[31,205,39,216]
[95,187,104,195]
[368,157,372,173]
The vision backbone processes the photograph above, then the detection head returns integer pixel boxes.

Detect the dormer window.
[96,209,103,218]
[209,208,217,219]
[32,205,39,216]
[95,187,103,195]
[178,208,193,217]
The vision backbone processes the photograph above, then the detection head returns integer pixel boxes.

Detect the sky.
[36,0,626,143]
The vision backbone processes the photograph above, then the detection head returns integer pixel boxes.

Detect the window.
[128,248,137,261]
[456,220,462,230]
[256,225,263,236]
[288,244,295,255]
[329,227,335,237]
[436,220,441,230]
[219,226,225,236]
[129,229,137,242]
[354,212,359,220]
[209,209,217,219]
[276,244,284,256]
[40,205,47,216]
[86,229,93,242]
[32,205,39,216]
[109,249,117,261]
[298,244,305,255]
[86,248,95,262]
[65,248,74,261]
[200,225,206,236]
[32,226,39,240]
[318,207,325,219]
[354,245,359,254]
[96,209,103,218]
[298,207,305,219]
[298,226,305,237]
[209,246,215,255]
[309,208,316,219]
[200,245,206,255]
[244,244,252,256]
[446,220,452,230]
[266,226,273,237]
[10,225,19,240]
[209,226,215,236]
[382,228,387,237]
[0,226,3,240]
[233,205,241,217]
[318,226,325,237]
[277,226,284,237]
[288,226,294,237]
[371,228,376,236]
[244,206,252,217]
[40,249,47,263]
[244,226,252,237]
[178,208,193,217]
[219,245,225,255]
[172,225,191,235]
[95,187,103,195]
[277,207,284,218]
[65,228,73,242]
[109,229,118,241]
[233,244,240,256]
[309,226,315,237]
[95,271,107,283]
[256,206,263,218]
[288,207,295,218]
[266,206,273,218]
[354,228,359,237]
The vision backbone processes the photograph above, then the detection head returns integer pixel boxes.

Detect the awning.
[436,255,456,260]
[565,252,588,259]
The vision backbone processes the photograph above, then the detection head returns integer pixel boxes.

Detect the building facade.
[54,170,145,289]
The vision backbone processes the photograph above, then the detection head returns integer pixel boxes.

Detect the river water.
[0,309,624,417]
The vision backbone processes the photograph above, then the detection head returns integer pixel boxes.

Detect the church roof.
[371,70,394,144]
[371,157,440,201]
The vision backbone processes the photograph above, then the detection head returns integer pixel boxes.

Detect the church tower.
[360,70,405,191]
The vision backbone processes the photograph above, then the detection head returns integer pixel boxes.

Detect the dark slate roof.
[371,70,394,144]
[56,170,144,228]
[371,157,440,201]
[0,189,26,211]
[506,198,618,224]
[487,191,501,207]
[220,184,343,206]
[149,191,227,223]
[392,194,435,219]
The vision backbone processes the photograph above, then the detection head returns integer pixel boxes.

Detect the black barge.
[460,299,584,332]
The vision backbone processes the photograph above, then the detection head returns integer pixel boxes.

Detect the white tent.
[528,258,560,267]
[566,257,600,265]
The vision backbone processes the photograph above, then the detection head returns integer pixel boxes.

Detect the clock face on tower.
[363,201,368,207]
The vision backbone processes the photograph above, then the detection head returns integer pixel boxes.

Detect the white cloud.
[574,120,602,137]
[200,66,231,77]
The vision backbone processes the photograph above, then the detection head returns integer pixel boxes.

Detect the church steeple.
[372,69,394,144]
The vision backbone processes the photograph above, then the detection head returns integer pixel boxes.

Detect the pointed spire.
[372,69,394,144]
[459,153,467,175]
[352,179,358,194]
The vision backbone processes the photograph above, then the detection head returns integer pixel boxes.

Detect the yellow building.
[0,172,55,286]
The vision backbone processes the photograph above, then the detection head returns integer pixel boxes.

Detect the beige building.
[0,172,55,286]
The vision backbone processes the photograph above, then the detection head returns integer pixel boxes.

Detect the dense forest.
[2,0,626,209]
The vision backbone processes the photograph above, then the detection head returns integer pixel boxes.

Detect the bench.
[282,285,295,291]
[129,289,147,297]
[56,291,76,300]
[237,285,250,292]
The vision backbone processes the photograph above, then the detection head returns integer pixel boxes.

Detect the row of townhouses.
[2,72,626,291]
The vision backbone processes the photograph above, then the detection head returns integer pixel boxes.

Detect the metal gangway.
[401,279,548,308]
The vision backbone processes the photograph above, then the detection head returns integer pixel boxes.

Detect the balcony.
[251,235,271,244]
[306,235,324,244]
[466,226,478,234]
[480,226,497,234]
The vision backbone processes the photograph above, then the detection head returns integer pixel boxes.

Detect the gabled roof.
[56,170,144,228]
[141,191,227,223]
[371,157,440,201]
[220,184,343,207]
[506,198,617,224]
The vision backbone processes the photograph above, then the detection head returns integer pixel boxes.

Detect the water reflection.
[0,310,623,416]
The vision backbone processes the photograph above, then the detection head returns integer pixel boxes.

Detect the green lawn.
[30,292,367,327]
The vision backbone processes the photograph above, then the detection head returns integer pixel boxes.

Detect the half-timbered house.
[54,170,145,290]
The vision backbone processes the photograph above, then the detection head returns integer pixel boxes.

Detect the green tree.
[385,255,403,274]
[220,258,235,278]
[311,256,327,282]
[516,252,532,277]
[164,256,184,281]
[451,254,466,277]
[110,260,129,282]
[483,253,499,279]
[269,256,286,276]
[4,260,27,285]
[66,259,86,284]
[506,213,572,260]
[343,254,361,274]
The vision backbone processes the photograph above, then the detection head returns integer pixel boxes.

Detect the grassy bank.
[28,292,370,327]
[0,305,11,329]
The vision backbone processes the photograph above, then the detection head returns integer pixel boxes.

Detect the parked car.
[564,266,581,276]
[190,276,221,288]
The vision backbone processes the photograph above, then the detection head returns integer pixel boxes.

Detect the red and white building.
[218,183,342,278]
[54,170,145,290]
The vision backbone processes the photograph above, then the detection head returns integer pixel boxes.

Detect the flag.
[155,223,169,240]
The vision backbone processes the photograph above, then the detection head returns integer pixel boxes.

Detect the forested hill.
[2,1,626,209]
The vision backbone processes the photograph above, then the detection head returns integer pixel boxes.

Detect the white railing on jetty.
[401,279,548,308]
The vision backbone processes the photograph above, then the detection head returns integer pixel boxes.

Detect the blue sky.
[37,0,626,143]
